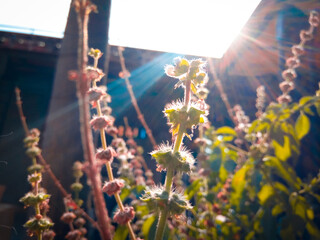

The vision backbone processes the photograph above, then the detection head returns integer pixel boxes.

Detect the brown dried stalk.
[73,1,113,239]
[118,47,157,149]
[14,87,99,230]
[207,59,250,150]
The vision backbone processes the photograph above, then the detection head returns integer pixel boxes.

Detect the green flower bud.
[20,192,50,207]
[71,182,83,192]
[28,173,42,183]
[24,216,54,233]
[27,164,43,174]
[26,146,41,158]
[23,136,39,148]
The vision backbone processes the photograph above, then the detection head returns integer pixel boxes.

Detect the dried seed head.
[74,217,86,228]
[42,230,56,240]
[60,212,77,224]
[279,81,294,93]
[95,147,117,162]
[87,87,106,102]
[277,94,292,104]
[113,206,135,225]
[291,45,305,56]
[102,179,125,196]
[105,126,117,136]
[90,116,113,131]
[86,66,105,82]
[285,57,300,69]
[309,11,319,27]
[65,229,82,240]
[281,69,297,81]
[300,30,313,41]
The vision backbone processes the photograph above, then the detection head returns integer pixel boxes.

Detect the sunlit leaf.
[185,179,202,200]
[306,222,320,237]
[258,184,274,205]
[306,208,314,220]
[142,215,156,240]
[113,225,128,240]
[295,111,310,140]
[263,156,300,190]
[272,136,291,161]
[299,96,313,105]
[272,204,284,216]
[230,164,250,208]
[215,126,237,136]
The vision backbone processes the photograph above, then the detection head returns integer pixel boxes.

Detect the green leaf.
[295,111,310,140]
[185,179,202,200]
[219,165,228,183]
[306,208,314,220]
[142,215,156,240]
[245,231,255,240]
[272,204,284,216]
[263,156,300,190]
[113,225,128,240]
[299,96,313,105]
[306,222,320,237]
[230,164,250,208]
[120,187,131,201]
[272,136,291,161]
[258,184,274,205]
[215,126,237,136]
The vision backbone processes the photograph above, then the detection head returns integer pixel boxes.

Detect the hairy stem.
[155,79,192,240]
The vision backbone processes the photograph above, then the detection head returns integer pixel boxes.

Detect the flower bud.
[88,48,103,59]
[26,146,41,158]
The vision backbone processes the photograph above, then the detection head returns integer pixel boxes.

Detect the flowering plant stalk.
[70,1,113,239]
[140,58,209,240]
[87,47,137,240]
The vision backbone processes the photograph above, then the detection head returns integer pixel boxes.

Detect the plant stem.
[75,2,112,239]
[15,87,100,230]
[118,47,157,149]
[155,209,168,240]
